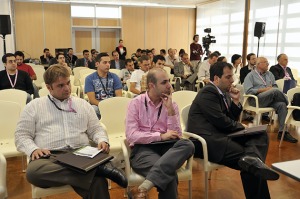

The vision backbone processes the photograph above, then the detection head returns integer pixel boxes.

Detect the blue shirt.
[85,72,122,101]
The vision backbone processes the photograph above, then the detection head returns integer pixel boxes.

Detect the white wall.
[0,0,15,70]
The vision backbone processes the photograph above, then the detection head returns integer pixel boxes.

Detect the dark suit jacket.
[116,47,127,60]
[75,58,96,69]
[269,64,295,80]
[187,83,244,163]
[110,60,125,70]
[174,61,197,83]
[240,65,252,84]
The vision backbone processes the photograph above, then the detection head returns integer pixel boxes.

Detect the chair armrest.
[182,132,209,165]
[120,139,131,177]
[243,94,259,108]
[285,105,300,123]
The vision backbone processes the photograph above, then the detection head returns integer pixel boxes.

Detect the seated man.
[0,53,33,103]
[85,52,122,119]
[120,59,135,90]
[75,50,96,69]
[197,52,218,84]
[129,55,149,95]
[40,48,53,68]
[65,48,78,67]
[15,65,127,199]
[52,53,72,75]
[174,53,197,91]
[269,53,295,80]
[244,57,298,143]
[126,68,194,199]
[110,50,125,70]
[240,53,256,84]
[188,61,280,199]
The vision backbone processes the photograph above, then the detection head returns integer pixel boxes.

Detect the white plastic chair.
[126,79,135,98]
[31,184,73,199]
[0,153,7,199]
[32,67,45,88]
[121,139,193,199]
[109,69,122,79]
[0,89,27,110]
[172,90,197,112]
[163,66,171,75]
[169,74,182,91]
[240,94,274,126]
[181,104,224,199]
[276,79,284,92]
[73,67,87,86]
[286,87,300,105]
[38,88,49,97]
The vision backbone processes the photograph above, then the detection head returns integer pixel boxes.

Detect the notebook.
[149,138,180,145]
[52,151,113,173]
[227,125,268,138]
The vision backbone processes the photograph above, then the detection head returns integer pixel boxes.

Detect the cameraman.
[190,34,204,68]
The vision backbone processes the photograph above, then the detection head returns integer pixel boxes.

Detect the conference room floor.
[6,121,300,199]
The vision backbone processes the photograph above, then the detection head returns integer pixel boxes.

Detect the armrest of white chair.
[243,94,259,108]
[182,132,209,166]
[285,105,300,123]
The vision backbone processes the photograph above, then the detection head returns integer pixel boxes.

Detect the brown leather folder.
[227,125,268,138]
[52,151,113,173]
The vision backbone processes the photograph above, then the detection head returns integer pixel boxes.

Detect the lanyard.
[255,69,267,86]
[98,74,109,95]
[209,81,229,111]
[6,70,18,88]
[48,95,77,113]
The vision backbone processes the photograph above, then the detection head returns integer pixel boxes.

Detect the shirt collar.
[145,92,163,108]
[48,94,70,103]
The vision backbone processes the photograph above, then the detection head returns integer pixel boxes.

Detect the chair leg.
[188,180,192,199]
[108,179,111,190]
[205,172,209,199]
[279,124,287,148]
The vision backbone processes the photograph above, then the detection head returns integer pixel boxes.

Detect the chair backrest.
[287,87,300,104]
[32,67,45,88]
[276,79,284,92]
[73,67,87,86]
[38,87,50,97]
[0,89,27,110]
[0,152,7,199]
[163,66,171,75]
[109,69,122,79]
[79,68,95,79]
[181,104,191,131]
[291,68,299,79]
[235,84,244,103]
[98,97,131,136]
[0,100,21,141]
[172,90,197,112]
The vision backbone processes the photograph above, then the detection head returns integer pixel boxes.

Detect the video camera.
[202,28,216,56]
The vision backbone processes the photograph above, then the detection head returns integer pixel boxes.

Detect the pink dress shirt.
[126,92,182,146]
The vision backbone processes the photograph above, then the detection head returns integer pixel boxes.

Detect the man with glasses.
[174,53,197,91]
[85,52,122,119]
[0,53,34,103]
[244,57,298,143]
[15,65,127,199]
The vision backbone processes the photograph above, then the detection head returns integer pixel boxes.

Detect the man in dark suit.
[75,50,96,69]
[240,53,256,84]
[270,53,295,80]
[187,61,279,199]
[110,50,125,70]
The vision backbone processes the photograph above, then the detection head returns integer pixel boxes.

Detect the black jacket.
[269,64,295,80]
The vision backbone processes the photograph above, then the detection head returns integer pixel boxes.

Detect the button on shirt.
[125,92,182,147]
[15,95,108,157]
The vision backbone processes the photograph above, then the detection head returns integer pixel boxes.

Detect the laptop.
[52,151,113,173]
[227,125,268,138]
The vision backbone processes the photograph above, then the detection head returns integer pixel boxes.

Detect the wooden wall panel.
[44,3,71,54]
[145,8,167,52]
[122,7,145,57]
[188,9,196,54]
[167,8,190,54]
[14,2,44,59]
[75,31,92,55]
[97,19,119,26]
[99,31,117,55]
[73,18,94,26]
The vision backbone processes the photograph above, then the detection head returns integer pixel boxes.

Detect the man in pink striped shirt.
[125,68,194,199]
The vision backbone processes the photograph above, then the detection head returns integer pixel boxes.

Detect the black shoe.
[244,116,254,122]
[238,156,279,181]
[262,115,270,122]
[277,131,298,143]
[97,162,128,188]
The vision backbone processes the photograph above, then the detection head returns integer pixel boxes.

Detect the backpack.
[291,93,300,121]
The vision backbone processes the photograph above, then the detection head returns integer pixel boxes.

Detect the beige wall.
[14,2,195,59]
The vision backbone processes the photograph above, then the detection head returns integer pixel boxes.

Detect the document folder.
[227,125,267,138]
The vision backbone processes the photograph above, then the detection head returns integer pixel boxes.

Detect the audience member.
[164,48,179,74]
[91,50,99,62]
[270,53,295,80]
[131,48,141,69]
[130,55,150,95]
[65,48,78,67]
[40,48,53,66]
[178,49,186,62]
[174,53,197,91]
[126,68,194,199]
[53,53,72,75]
[116,39,127,60]
[151,48,156,56]
[0,53,33,103]
[75,50,96,69]
[111,50,125,70]
[188,61,280,199]
[240,53,256,84]
[15,64,127,199]
[197,52,218,84]
[243,57,298,143]
[231,54,242,86]
[160,49,166,57]
[120,59,135,90]
[190,34,204,68]
[217,56,227,62]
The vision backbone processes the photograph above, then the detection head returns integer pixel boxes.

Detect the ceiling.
[20,0,219,8]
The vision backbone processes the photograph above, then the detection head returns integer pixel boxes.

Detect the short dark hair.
[217,56,226,62]
[67,48,73,52]
[209,52,219,59]
[125,59,133,65]
[95,52,109,62]
[56,52,65,59]
[112,50,118,56]
[277,53,285,61]
[119,39,123,43]
[2,53,15,63]
[160,49,166,54]
[210,61,233,81]
[136,48,142,52]
[15,51,25,59]
[153,55,165,64]
[246,53,255,61]
[212,51,221,56]
[193,34,199,40]
[141,49,146,54]
[91,49,96,54]
[140,55,150,63]
[43,48,49,53]
[83,50,89,54]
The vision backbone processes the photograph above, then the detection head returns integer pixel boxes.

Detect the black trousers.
[193,133,271,199]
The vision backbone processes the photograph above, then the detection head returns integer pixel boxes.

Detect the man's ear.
[46,84,52,91]
[148,82,155,89]
[213,75,219,84]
